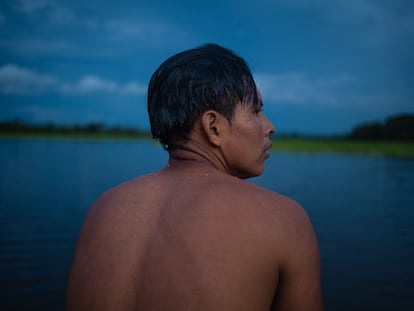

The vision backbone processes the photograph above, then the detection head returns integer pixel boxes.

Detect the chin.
[238,168,264,179]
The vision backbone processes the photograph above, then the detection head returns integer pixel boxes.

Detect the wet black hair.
[147,43,259,150]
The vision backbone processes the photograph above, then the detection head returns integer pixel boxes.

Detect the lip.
[264,142,272,158]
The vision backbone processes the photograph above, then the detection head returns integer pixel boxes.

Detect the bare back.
[66,160,323,310]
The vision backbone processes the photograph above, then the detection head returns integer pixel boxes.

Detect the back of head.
[148,43,259,150]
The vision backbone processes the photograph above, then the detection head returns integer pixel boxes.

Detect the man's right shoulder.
[87,171,164,216]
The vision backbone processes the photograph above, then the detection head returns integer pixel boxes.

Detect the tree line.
[347,114,414,141]
[1,114,413,141]
[0,119,150,137]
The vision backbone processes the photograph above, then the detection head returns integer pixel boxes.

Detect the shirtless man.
[66,44,323,311]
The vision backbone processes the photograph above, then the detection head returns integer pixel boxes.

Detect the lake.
[0,138,413,310]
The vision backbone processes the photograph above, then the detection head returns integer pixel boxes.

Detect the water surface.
[0,139,413,310]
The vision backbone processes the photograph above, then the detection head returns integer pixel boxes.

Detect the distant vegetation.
[1,114,414,158]
[270,114,414,158]
[2,114,413,141]
[0,119,151,140]
[348,114,414,141]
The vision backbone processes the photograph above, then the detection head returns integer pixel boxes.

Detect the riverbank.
[0,131,150,141]
[271,137,414,158]
[1,132,413,158]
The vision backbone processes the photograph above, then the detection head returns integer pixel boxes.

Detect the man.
[66,43,323,310]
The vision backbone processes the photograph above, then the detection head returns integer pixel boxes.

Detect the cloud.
[62,76,147,96]
[75,76,118,93]
[122,81,147,95]
[255,70,413,115]
[0,38,78,57]
[105,18,192,48]
[9,0,55,13]
[0,64,58,95]
[1,15,192,58]
[0,64,146,96]
[2,0,196,61]
[9,0,76,25]
[281,0,414,42]
[8,0,191,41]
[255,72,358,106]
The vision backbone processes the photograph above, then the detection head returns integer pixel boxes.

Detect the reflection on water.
[1,139,413,310]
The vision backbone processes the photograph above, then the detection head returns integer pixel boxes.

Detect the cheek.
[246,121,264,144]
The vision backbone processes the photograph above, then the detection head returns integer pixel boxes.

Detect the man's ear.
[200,110,229,147]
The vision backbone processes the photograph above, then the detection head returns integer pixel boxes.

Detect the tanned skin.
[66,101,324,311]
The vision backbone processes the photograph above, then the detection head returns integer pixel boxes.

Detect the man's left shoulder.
[237,179,298,207]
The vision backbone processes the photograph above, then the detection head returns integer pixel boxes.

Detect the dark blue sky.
[1,0,413,135]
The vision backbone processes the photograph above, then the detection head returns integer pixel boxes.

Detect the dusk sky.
[1,0,413,135]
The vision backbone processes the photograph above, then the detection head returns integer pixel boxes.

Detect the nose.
[263,114,275,137]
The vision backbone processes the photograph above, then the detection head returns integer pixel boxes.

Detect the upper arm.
[66,191,140,310]
[272,201,324,311]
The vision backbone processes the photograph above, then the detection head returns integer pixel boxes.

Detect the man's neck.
[167,142,229,175]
